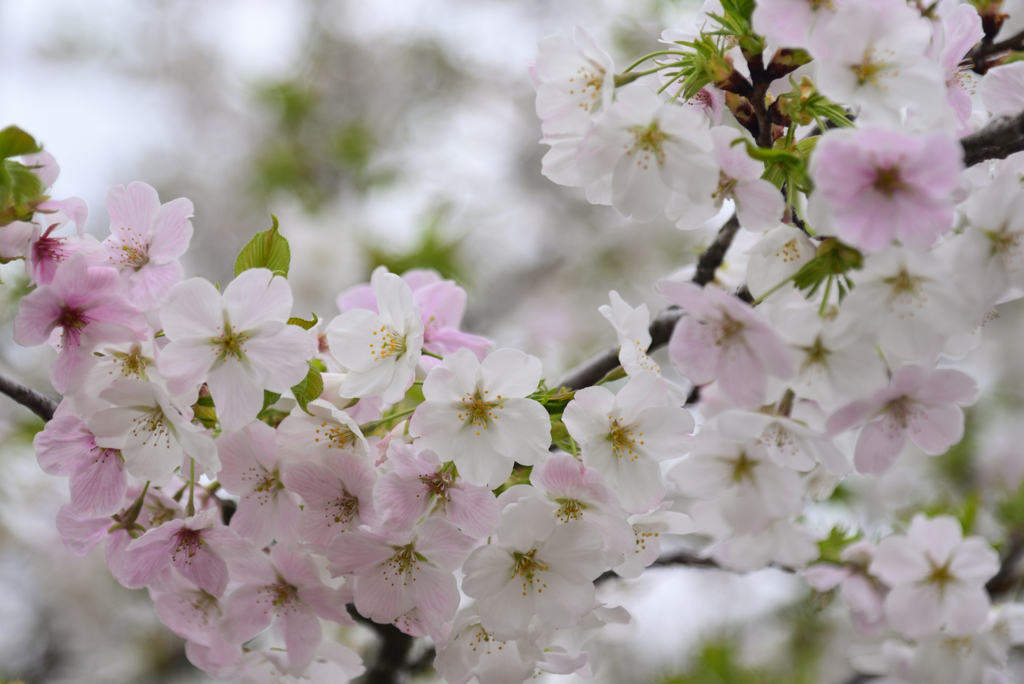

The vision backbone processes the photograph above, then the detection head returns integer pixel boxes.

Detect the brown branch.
[986,530,1024,597]
[557,214,741,391]
[348,605,417,684]
[968,28,1024,72]
[0,371,58,422]
[596,549,721,584]
[961,109,1024,167]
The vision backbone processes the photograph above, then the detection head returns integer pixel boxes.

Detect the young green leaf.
[234,215,291,277]
[0,126,41,160]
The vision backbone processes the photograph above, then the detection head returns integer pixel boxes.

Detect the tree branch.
[986,529,1024,597]
[961,109,1024,167]
[349,606,417,684]
[0,371,58,422]
[596,549,721,584]
[557,214,741,391]
[968,28,1024,71]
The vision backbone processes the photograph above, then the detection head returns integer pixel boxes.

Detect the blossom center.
[113,226,150,271]
[799,335,832,371]
[626,122,668,167]
[606,416,644,461]
[727,450,757,483]
[270,580,299,608]
[420,469,455,500]
[872,165,905,198]
[329,490,359,525]
[554,497,587,522]
[314,420,358,450]
[382,544,425,584]
[370,324,407,361]
[568,63,605,111]
[715,313,745,347]
[712,171,738,200]
[173,529,204,562]
[113,349,149,379]
[459,390,503,436]
[851,50,892,87]
[511,549,550,595]
[130,408,173,449]
[210,320,250,362]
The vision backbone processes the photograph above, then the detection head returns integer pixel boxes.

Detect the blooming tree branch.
[0,370,57,421]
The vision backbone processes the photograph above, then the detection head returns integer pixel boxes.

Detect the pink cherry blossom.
[374,441,500,538]
[804,541,887,635]
[102,181,194,309]
[158,267,315,431]
[221,545,353,668]
[935,3,983,136]
[236,641,364,684]
[980,61,1024,117]
[751,0,845,50]
[410,347,551,488]
[216,420,301,549]
[35,408,128,516]
[562,371,694,513]
[810,128,962,253]
[869,515,999,638]
[327,516,473,634]
[657,278,794,408]
[123,508,254,596]
[826,365,978,476]
[275,399,371,464]
[282,448,380,549]
[14,253,146,392]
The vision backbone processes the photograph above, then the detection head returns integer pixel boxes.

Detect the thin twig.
[596,549,721,584]
[986,530,1024,597]
[968,28,1024,71]
[349,605,416,684]
[0,371,58,422]
[557,214,741,391]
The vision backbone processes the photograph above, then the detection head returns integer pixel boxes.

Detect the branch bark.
[961,109,1024,167]
[968,28,1024,72]
[0,371,58,422]
[596,549,721,584]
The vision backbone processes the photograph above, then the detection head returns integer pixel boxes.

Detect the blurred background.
[2,0,1024,682]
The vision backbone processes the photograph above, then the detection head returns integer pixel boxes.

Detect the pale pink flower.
[62,335,156,416]
[707,518,819,571]
[34,408,127,516]
[102,181,194,309]
[461,497,606,640]
[745,226,816,302]
[275,399,371,464]
[575,85,718,222]
[89,379,218,483]
[409,347,551,488]
[500,452,634,566]
[804,541,887,635]
[326,266,424,403]
[123,508,254,596]
[810,128,962,253]
[657,278,794,408]
[814,0,944,124]
[217,421,301,549]
[935,3,983,136]
[826,365,978,476]
[870,515,999,638]
[980,61,1024,118]
[532,26,615,136]
[562,372,695,513]
[670,126,784,233]
[23,212,102,287]
[337,268,492,368]
[221,545,353,668]
[717,409,851,475]
[683,87,725,125]
[957,170,1024,304]
[434,606,539,684]
[327,516,473,634]
[613,504,694,579]
[599,292,659,374]
[158,267,315,431]
[751,0,845,50]
[14,253,145,392]
[669,424,804,534]
[236,642,364,684]
[373,441,500,538]
[282,449,380,549]
[151,571,240,660]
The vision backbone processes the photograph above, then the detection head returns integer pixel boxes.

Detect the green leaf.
[817,526,859,564]
[0,159,47,226]
[792,239,863,297]
[0,126,41,160]
[290,361,324,415]
[261,390,282,413]
[192,395,218,430]
[287,312,319,330]
[234,215,291,277]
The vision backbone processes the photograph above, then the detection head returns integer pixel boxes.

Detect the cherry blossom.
[327,265,424,403]
[809,128,962,253]
[158,267,315,431]
[869,515,999,638]
[410,347,551,488]
[658,277,794,408]
[826,365,978,476]
[532,26,615,136]
[562,371,694,513]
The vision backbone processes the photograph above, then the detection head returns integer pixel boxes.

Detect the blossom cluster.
[5,0,1024,679]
